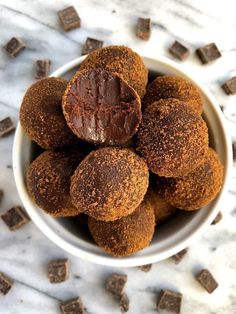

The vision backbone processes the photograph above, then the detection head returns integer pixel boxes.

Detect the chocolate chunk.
[0,190,3,205]
[4,37,26,57]
[211,211,223,225]
[157,289,182,314]
[58,6,81,31]
[48,259,69,283]
[0,117,15,137]
[233,142,236,161]
[222,77,236,95]
[106,274,127,297]
[196,43,221,64]
[138,264,152,272]
[35,59,51,79]
[81,37,103,55]
[196,269,218,293]
[169,41,190,61]
[0,272,14,295]
[120,293,129,313]
[136,18,151,40]
[1,206,30,231]
[60,297,87,314]
[171,248,188,264]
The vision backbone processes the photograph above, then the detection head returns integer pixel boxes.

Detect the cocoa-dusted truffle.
[146,187,176,223]
[88,198,155,257]
[143,75,203,114]
[63,68,141,146]
[70,147,149,221]
[27,150,84,217]
[79,45,148,98]
[156,148,224,210]
[135,99,208,177]
[20,77,76,149]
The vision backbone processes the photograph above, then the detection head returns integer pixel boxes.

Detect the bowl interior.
[13,56,231,267]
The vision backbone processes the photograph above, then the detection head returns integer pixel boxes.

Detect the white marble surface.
[1,0,236,313]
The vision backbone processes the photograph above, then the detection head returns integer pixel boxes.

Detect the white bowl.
[13,55,232,267]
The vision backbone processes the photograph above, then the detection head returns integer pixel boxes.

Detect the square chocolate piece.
[48,259,69,283]
[169,41,190,61]
[35,59,51,79]
[1,206,30,231]
[58,6,81,31]
[138,264,152,272]
[222,77,236,95]
[60,297,87,314]
[0,190,3,205]
[120,293,129,313]
[211,211,222,225]
[157,289,182,314]
[196,269,218,293]
[106,273,127,297]
[136,18,151,40]
[81,37,103,55]
[171,248,188,264]
[233,142,236,161]
[0,272,14,295]
[196,43,221,64]
[0,117,15,137]
[4,37,26,57]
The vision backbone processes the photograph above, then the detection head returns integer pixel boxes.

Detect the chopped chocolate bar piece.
[48,259,69,283]
[196,269,218,293]
[196,43,221,64]
[1,206,30,231]
[106,274,127,297]
[4,37,26,57]
[35,59,51,79]
[211,211,223,225]
[81,37,103,55]
[58,6,81,31]
[222,77,236,95]
[0,272,14,295]
[60,297,87,314]
[0,190,3,205]
[138,264,152,272]
[233,142,236,161]
[120,293,130,313]
[0,117,15,137]
[157,289,182,314]
[169,40,190,61]
[171,248,188,264]
[136,18,151,40]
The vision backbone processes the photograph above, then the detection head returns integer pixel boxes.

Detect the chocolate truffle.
[20,77,76,149]
[62,68,141,146]
[79,45,148,98]
[143,75,203,114]
[88,198,155,257]
[146,187,176,223]
[27,150,84,217]
[70,147,149,221]
[135,99,208,177]
[156,148,224,210]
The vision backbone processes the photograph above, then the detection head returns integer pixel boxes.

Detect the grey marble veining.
[0,0,236,313]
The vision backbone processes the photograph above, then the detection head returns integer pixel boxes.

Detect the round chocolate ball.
[79,45,148,98]
[27,150,84,217]
[135,99,209,177]
[156,148,224,210]
[88,198,155,257]
[20,77,76,149]
[70,147,149,221]
[62,68,142,146]
[143,75,203,114]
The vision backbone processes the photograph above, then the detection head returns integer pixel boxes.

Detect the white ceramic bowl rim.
[13,55,232,267]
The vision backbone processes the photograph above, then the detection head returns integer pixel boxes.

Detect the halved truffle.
[156,148,224,210]
[79,45,148,98]
[135,99,208,177]
[143,75,203,114]
[20,77,76,149]
[88,198,155,257]
[70,147,149,221]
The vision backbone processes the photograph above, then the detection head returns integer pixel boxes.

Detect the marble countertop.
[1,0,236,313]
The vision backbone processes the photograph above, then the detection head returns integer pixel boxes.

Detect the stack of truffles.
[20,45,224,257]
